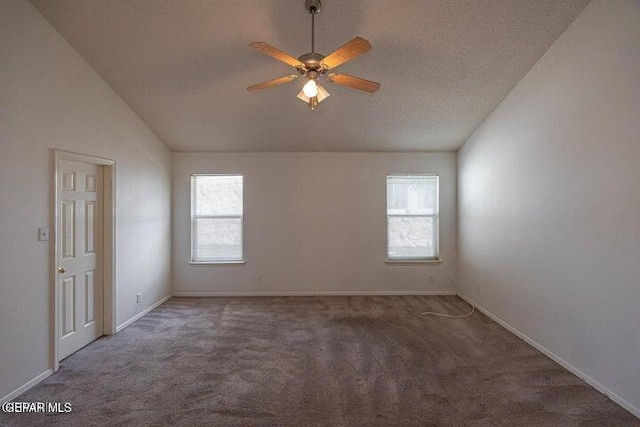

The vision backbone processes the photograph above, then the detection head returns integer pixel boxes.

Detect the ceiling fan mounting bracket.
[305,0,321,14]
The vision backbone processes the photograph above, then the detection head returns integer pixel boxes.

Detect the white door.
[58,160,104,359]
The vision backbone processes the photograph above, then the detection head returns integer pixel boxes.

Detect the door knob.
[58,267,66,274]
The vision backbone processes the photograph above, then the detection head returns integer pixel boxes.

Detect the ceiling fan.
[246,0,381,110]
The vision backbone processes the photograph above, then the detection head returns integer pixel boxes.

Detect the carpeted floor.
[1,296,637,426]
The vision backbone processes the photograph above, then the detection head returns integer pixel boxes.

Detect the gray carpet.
[1,296,637,426]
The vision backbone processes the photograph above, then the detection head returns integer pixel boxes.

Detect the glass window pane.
[387,216,436,259]
[387,176,438,215]
[193,218,242,261]
[194,175,243,216]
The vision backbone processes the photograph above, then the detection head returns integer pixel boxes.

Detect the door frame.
[51,150,116,372]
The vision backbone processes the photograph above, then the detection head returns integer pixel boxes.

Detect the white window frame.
[386,174,441,263]
[190,174,245,264]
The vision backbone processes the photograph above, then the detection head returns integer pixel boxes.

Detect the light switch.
[38,227,49,241]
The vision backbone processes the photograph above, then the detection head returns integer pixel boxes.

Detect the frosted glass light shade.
[302,79,319,97]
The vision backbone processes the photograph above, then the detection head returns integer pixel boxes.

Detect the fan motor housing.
[298,52,326,72]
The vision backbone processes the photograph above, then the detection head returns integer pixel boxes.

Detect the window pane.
[387,176,438,215]
[193,218,242,261]
[194,175,243,216]
[387,217,436,259]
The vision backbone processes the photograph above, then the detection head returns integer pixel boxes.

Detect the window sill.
[189,260,246,265]
[385,259,442,265]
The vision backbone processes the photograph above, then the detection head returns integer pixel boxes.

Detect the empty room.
[1,0,639,425]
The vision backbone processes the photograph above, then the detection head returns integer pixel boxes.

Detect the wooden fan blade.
[246,74,299,92]
[250,42,305,68]
[328,73,381,93]
[320,37,372,69]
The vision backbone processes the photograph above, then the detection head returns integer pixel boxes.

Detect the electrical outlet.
[136,293,142,304]
[256,274,263,284]
[427,274,435,284]
[474,285,481,295]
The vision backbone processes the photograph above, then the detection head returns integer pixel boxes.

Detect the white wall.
[458,0,640,415]
[173,153,456,295]
[0,1,172,400]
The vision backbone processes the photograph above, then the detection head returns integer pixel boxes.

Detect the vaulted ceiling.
[31,0,589,152]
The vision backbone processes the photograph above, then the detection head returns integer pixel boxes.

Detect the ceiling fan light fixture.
[302,78,319,97]
[297,83,329,110]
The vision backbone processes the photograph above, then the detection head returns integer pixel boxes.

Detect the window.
[387,175,439,261]
[191,175,244,263]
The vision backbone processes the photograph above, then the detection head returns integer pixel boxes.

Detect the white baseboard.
[458,293,640,419]
[172,290,458,297]
[116,295,172,332]
[1,369,53,404]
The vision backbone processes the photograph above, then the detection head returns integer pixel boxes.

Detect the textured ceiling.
[30,0,589,152]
